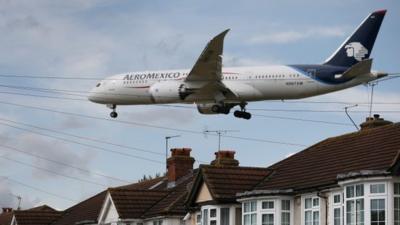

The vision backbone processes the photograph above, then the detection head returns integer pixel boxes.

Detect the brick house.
[1,115,400,225]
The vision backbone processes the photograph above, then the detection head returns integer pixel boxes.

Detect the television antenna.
[344,104,359,131]
[203,129,239,151]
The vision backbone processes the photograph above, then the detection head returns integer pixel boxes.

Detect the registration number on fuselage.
[285,81,303,86]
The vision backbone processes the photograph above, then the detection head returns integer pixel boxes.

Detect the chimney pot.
[360,114,393,130]
[2,208,12,213]
[167,148,195,187]
[211,150,239,167]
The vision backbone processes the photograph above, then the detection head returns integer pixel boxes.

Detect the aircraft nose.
[88,90,97,102]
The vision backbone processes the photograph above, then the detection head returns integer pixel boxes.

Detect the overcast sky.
[0,0,399,210]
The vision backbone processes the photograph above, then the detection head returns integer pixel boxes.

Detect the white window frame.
[240,197,293,225]
[340,178,393,225]
[302,195,320,225]
[281,199,291,225]
[394,182,400,225]
[331,192,343,225]
[200,205,237,225]
[243,201,257,225]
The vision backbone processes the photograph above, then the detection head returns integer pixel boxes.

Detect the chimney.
[360,114,393,130]
[211,150,239,167]
[2,208,12,213]
[167,148,195,188]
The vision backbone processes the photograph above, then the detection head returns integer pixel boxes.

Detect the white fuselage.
[88,65,378,105]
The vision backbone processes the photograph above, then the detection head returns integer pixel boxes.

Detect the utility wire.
[0,155,107,187]
[1,91,399,115]
[251,114,353,126]
[0,143,131,184]
[2,176,77,202]
[0,121,165,164]
[0,100,307,147]
[1,83,400,104]
[0,117,164,156]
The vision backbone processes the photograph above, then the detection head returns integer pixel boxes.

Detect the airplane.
[88,10,388,120]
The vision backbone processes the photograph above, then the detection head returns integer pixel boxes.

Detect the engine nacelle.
[149,81,184,103]
[197,103,231,114]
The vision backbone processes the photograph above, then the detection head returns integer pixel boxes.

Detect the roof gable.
[108,188,169,219]
[98,193,119,224]
[187,165,271,206]
[196,182,213,203]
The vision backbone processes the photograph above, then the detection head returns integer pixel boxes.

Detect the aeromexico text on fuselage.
[121,65,350,85]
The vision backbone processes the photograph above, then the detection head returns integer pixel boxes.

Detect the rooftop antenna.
[368,82,377,118]
[344,104,359,131]
[203,130,239,151]
[165,135,181,174]
[16,195,22,210]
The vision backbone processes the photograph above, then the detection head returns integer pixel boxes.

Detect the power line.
[0,155,107,187]
[0,117,164,156]
[2,83,400,104]
[0,143,131,184]
[2,176,76,202]
[1,90,399,116]
[0,100,307,147]
[0,121,165,164]
[252,114,353,126]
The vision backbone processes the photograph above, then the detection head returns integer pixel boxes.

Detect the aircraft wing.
[185,29,229,82]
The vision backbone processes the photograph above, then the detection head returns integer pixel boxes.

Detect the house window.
[203,209,208,225]
[370,184,385,194]
[209,208,217,225]
[281,200,290,225]
[395,183,400,225]
[304,197,319,225]
[370,199,385,225]
[196,213,202,225]
[262,214,274,225]
[262,201,274,209]
[333,193,342,225]
[345,184,364,225]
[221,208,230,225]
[153,220,163,225]
[243,201,257,225]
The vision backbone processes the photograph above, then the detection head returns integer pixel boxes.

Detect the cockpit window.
[96,83,101,87]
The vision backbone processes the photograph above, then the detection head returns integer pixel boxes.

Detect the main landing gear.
[107,104,118,118]
[234,103,251,120]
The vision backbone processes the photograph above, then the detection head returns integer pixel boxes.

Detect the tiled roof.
[254,123,400,192]
[52,176,168,225]
[187,165,271,206]
[13,205,62,225]
[51,191,106,225]
[0,212,13,225]
[144,172,196,217]
[108,189,169,219]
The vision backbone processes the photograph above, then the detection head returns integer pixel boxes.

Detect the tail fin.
[324,10,386,67]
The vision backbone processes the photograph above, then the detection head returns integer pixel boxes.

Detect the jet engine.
[196,103,231,114]
[149,81,186,103]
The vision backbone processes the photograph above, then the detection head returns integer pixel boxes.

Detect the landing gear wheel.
[234,102,251,120]
[211,105,221,113]
[110,111,118,118]
[234,111,251,120]
[107,104,118,118]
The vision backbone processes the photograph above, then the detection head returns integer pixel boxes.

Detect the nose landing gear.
[107,104,118,118]
[234,103,251,120]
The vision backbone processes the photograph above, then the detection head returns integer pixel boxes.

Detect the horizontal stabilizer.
[342,58,372,79]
